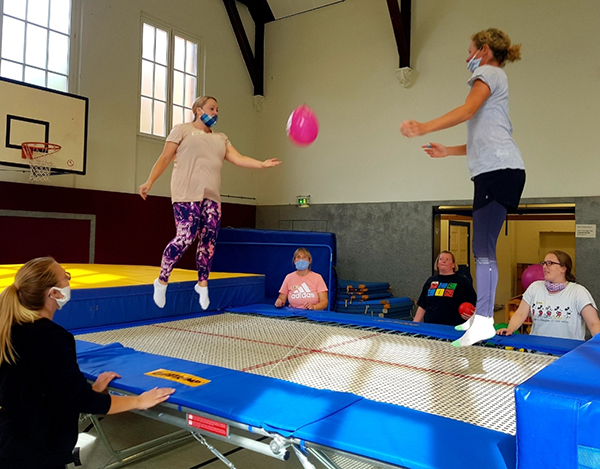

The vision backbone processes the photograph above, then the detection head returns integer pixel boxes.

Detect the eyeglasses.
[540,261,561,267]
[65,271,72,280]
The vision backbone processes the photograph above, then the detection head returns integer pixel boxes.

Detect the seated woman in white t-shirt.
[497,250,600,340]
[275,248,329,310]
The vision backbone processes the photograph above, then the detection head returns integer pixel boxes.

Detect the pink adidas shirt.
[279,271,328,308]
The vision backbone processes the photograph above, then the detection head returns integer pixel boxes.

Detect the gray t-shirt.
[524,281,597,340]
[466,65,525,178]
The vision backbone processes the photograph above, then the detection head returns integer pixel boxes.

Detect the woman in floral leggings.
[139,96,280,310]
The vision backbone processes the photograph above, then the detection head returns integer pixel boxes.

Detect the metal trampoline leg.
[82,413,193,469]
[192,433,237,469]
[292,444,317,469]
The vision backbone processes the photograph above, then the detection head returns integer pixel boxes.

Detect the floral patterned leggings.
[159,200,221,283]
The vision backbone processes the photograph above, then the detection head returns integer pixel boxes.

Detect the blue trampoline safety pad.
[76,339,516,469]
[76,340,360,436]
[296,399,516,469]
[515,336,600,468]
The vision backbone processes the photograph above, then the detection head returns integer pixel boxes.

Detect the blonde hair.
[547,250,576,282]
[471,28,521,67]
[0,257,58,365]
[434,250,458,272]
[292,248,312,266]
[191,96,217,122]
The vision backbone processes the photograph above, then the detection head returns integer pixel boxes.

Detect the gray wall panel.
[257,197,600,306]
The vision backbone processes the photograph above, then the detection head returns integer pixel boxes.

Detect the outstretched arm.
[400,80,491,138]
[107,387,175,414]
[139,141,178,199]
[421,143,467,158]
[225,144,281,169]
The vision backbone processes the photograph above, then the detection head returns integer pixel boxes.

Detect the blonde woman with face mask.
[139,96,281,312]
[0,258,175,469]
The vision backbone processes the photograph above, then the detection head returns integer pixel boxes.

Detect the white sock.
[195,284,210,310]
[455,312,477,331]
[153,279,167,308]
[452,314,496,347]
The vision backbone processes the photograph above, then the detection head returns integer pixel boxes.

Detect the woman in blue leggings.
[400,28,525,346]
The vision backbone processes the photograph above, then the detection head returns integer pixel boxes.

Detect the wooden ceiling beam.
[222,0,274,96]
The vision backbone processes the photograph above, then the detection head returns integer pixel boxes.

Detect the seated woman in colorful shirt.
[413,250,477,327]
[496,250,600,340]
[275,248,328,310]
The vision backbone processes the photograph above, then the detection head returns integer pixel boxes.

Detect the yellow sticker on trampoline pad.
[145,369,211,387]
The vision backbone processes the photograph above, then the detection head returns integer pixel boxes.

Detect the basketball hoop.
[21,142,61,182]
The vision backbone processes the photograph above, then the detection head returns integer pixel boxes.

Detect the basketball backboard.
[0,77,87,175]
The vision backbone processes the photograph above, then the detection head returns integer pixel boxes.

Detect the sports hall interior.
[1,0,600,468]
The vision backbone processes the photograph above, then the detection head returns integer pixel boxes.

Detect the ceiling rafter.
[222,0,274,96]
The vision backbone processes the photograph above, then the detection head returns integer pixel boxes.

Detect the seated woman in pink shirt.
[275,248,329,310]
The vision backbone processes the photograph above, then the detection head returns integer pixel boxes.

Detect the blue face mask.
[467,49,482,73]
[199,112,218,127]
[295,260,310,271]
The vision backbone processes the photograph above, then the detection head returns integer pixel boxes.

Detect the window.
[140,21,199,137]
[0,0,71,91]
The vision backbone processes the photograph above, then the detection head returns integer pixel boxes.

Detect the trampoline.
[77,312,556,437]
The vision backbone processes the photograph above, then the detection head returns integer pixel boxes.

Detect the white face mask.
[50,286,71,310]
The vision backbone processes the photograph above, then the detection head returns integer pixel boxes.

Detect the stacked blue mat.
[335,279,414,320]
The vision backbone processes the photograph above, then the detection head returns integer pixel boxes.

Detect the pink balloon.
[522,264,544,291]
[286,105,319,146]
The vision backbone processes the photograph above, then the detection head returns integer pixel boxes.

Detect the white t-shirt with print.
[523,281,597,340]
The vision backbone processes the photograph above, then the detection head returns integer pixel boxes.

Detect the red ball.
[459,302,476,321]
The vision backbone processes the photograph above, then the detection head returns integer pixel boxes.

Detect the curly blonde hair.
[471,28,521,67]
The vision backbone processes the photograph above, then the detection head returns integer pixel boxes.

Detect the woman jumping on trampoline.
[139,96,281,310]
[0,257,175,469]
[400,28,525,347]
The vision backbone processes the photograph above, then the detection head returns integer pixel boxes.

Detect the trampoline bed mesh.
[76,313,557,435]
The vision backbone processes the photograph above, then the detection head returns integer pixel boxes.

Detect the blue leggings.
[472,200,507,318]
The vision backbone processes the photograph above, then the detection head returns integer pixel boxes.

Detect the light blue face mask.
[467,49,482,73]
[295,260,310,271]
[199,112,218,127]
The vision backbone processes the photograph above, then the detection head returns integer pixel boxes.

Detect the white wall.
[255,0,600,205]
[2,0,598,207]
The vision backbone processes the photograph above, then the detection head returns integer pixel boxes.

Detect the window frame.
[138,16,204,140]
[0,0,82,94]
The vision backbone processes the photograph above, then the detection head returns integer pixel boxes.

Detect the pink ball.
[286,105,319,146]
[522,264,544,291]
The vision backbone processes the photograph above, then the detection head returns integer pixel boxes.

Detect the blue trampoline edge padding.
[225,304,581,356]
[76,340,516,469]
[515,336,600,468]
[55,275,265,331]
[296,399,516,469]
